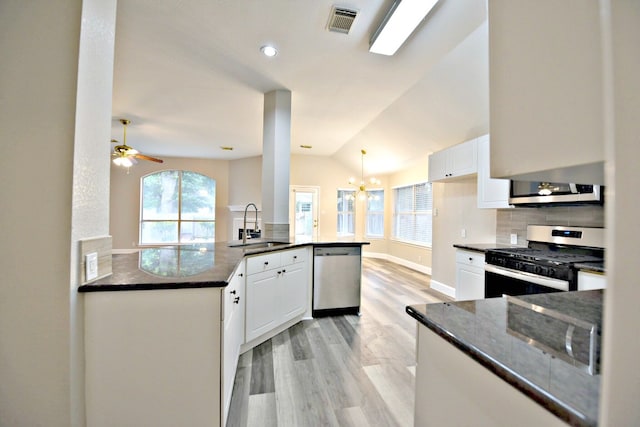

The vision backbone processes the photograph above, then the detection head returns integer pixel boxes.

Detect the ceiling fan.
[111,119,163,167]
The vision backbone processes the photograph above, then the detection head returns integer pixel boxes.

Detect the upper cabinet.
[476,135,511,208]
[488,1,605,182]
[429,138,478,182]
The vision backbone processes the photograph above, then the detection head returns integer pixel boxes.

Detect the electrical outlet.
[86,252,98,281]
[461,228,467,238]
[510,233,518,245]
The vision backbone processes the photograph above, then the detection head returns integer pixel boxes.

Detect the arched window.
[140,170,216,245]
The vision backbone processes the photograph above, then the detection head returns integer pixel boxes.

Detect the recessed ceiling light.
[220,146,234,151]
[260,45,278,57]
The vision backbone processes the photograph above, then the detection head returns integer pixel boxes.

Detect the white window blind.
[366,189,384,238]
[392,182,432,246]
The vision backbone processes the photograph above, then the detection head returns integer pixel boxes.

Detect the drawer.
[246,252,281,275]
[456,250,485,267]
[280,247,308,265]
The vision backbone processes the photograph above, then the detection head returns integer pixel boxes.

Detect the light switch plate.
[510,233,518,245]
[86,252,98,281]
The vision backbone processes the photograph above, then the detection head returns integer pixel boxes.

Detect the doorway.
[290,186,319,242]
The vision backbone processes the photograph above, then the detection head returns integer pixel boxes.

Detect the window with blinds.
[366,189,384,238]
[337,189,355,236]
[392,182,432,246]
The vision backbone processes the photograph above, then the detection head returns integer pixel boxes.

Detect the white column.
[261,90,291,240]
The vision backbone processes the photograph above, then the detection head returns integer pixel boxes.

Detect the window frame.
[365,188,385,239]
[391,182,433,247]
[336,188,356,237]
[139,170,216,245]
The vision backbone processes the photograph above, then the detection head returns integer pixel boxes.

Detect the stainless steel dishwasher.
[312,245,362,317]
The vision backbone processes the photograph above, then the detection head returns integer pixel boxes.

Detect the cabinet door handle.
[238,273,243,277]
[469,257,473,261]
[282,269,286,274]
[233,297,240,304]
[264,261,269,266]
[230,290,237,295]
[293,256,297,260]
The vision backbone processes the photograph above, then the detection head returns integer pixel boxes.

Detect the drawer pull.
[293,256,297,260]
[264,261,269,266]
[230,290,237,295]
[469,257,473,261]
[233,297,240,304]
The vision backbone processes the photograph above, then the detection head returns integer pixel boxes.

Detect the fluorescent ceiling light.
[369,0,439,56]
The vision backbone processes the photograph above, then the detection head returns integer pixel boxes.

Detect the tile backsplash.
[496,205,605,246]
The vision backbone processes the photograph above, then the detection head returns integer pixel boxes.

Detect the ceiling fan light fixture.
[113,156,133,168]
[369,0,439,56]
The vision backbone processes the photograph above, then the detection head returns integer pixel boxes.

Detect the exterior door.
[290,186,319,242]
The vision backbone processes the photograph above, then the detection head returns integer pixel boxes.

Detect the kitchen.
[1,1,638,427]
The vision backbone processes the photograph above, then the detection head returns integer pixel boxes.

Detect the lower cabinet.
[245,247,309,343]
[578,270,606,290]
[455,249,485,300]
[84,288,223,427]
[222,261,245,426]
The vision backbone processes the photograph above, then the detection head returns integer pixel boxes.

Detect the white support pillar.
[261,90,291,240]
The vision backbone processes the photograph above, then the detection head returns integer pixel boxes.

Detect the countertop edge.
[78,241,370,293]
[405,305,596,427]
[78,280,228,293]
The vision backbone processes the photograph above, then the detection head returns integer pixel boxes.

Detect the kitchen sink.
[227,240,290,249]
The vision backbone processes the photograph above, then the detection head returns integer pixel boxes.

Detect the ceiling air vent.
[327,6,358,34]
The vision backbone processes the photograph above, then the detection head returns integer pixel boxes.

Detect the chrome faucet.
[242,203,260,244]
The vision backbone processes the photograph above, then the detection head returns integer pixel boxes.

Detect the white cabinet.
[245,247,309,343]
[429,138,478,182]
[455,249,485,300]
[476,135,511,209]
[222,261,245,426]
[578,270,606,291]
[488,1,604,181]
[85,288,222,427]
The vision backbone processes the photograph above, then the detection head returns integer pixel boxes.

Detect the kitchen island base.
[415,325,567,427]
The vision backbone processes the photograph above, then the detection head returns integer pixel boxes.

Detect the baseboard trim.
[363,252,432,276]
[429,280,456,299]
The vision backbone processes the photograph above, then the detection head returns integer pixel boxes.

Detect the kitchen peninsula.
[407,290,602,427]
[79,240,368,427]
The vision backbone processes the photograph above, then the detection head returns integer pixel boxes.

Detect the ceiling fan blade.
[134,153,164,163]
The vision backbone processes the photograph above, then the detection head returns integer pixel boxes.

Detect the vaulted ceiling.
[111,0,489,175]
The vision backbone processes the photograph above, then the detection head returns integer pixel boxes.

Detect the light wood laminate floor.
[227,257,452,427]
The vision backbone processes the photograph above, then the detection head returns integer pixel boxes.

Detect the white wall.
[599,1,640,425]
[0,1,116,426]
[431,177,497,291]
[70,1,117,425]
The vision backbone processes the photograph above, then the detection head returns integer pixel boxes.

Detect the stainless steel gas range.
[485,225,605,298]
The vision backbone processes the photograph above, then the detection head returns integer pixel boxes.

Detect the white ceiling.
[111,0,489,175]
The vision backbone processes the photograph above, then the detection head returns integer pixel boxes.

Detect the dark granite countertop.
[79,240,369,292]
[406,290,603,427]
[453,243,524,253]
[575,261,606,273]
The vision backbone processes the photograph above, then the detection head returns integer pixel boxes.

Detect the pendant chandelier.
[348,149,381,201]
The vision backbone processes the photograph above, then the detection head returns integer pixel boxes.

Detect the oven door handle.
[484,264,570,291]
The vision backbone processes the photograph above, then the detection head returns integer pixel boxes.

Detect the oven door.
[484,264,569,298]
